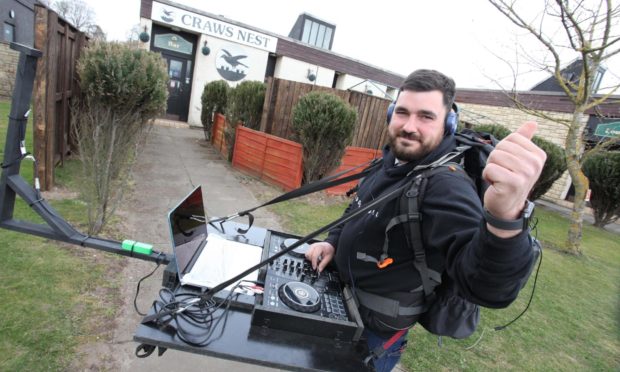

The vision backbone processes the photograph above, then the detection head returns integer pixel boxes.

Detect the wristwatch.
[483,200,535,231]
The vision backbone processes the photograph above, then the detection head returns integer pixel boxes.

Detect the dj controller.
[163,223,365,342]
[252,231,364,342]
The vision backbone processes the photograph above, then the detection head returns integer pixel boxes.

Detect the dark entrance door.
[150,24,197,123]
[163,55,192,121]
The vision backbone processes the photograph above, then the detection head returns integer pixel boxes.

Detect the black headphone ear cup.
[445,103,459,135]
[386,102,395,124]
[445,112,457,135]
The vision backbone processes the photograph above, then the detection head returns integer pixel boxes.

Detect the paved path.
[104,123,285,371]
[536,199,620,234]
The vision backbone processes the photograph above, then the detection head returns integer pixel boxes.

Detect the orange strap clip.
[376,257,394,269]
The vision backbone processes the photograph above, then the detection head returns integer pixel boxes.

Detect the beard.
[388,130,437,162]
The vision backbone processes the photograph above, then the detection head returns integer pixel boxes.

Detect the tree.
[201,80,229,141]
[292,92,357,183]
[488,0,620,254]
[52,0,105,39]
[582,151,620,227]
[73,42,168,234]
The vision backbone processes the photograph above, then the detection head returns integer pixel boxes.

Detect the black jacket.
[325,135,535,309]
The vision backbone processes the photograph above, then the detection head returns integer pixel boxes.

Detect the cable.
[133,262,162,316]
[465,327,486,350]
[494,218,543,331]
[146,284,244,347]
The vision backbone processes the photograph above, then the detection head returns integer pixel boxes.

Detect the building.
[138,0,403,124]
[1,0,37,99]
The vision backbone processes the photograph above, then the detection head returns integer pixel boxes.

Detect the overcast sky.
[82,0,620,92]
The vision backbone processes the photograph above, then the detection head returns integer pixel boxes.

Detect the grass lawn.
[269,196,620,371]
[0,99,123,370]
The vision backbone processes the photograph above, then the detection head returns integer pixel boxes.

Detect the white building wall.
[274,56,335,87]
[336,74,389,98]
[139,18,152,51]
[186,35,270,125]
[386,87,398,101]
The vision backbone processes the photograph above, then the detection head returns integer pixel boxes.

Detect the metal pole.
[0,43,171,265]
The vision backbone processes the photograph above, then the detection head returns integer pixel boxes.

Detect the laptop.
[167,186,263,292]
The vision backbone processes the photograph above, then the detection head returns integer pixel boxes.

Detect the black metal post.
[0,43,170,265]
[0,43,41,221]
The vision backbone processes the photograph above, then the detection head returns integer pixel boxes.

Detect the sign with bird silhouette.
[151,1,277,53]
[216,45,250,82]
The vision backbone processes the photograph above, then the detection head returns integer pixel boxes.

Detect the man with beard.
[305,69,546,371]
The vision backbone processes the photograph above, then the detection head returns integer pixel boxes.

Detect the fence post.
[259,76,273,133]
[33,5,51,190]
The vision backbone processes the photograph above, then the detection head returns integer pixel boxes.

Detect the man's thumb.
[516,121,538,140]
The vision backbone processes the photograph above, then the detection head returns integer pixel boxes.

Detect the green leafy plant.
[529,136,567,200]
[77,42,167,121]
[200,80,229,141]
[471,123,512,139]
[292,91,357,183]
[473,123,567,201]
[224,80,266,160]
[583,151,620,227]
[73,41,168,234]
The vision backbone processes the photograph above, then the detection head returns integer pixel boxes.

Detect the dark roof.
[530,59,606,93]
[456,89,620,117]
[276,38,404,88]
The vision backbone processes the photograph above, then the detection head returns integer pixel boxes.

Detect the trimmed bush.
[226,80,266,130]
[471,123,512,139]
[77,42,167,122]
[73,41,168,234]
[472,123,567,200]
[224,81,266,160]
[583,151,620,227]
[201,80,229,140]
[292,91,357,183]
[529,136,567,200]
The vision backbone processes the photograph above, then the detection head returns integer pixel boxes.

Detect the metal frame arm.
[0,42,170,265]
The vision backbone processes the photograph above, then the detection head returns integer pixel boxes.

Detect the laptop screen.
[168,186,208,275]
[167,185,264,291]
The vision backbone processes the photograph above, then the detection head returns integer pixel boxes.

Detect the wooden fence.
[211,113,228,159]
[325,147,382,195]
[232,126,303,191]
[33,4,87,190]
[259,77,390,150]
[215,112,382,193]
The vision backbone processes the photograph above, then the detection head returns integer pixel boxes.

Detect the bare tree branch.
[488,0,620,254]
[489,0,578,102]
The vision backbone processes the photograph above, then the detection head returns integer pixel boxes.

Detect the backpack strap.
[404,168,441,297]
[354,287,426,318]
[353,164,463,321]
[353,146,473,322]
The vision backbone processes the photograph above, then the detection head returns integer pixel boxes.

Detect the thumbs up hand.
[482,122,547,235]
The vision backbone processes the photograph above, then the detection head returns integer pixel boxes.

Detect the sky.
[81,0,620,92]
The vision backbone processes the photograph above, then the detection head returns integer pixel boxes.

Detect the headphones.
[386,94,459,135]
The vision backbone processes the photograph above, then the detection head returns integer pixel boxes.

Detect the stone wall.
[0,42,19,100]
[459,102,588,203]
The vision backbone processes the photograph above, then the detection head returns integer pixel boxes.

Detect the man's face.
[388,90,447,162]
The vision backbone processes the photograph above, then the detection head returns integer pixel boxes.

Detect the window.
[302,19,311,43]
[316,24,326,46]
[300,18,334,50]
[3,23,15,42]
[323,27,332,49]
[308,22,319,45]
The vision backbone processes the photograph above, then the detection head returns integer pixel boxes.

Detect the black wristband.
[484,201,535,231]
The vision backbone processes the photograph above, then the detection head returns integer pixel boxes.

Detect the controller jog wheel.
[278,281,321,313]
